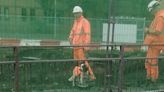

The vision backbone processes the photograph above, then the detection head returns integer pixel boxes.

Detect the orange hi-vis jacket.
[69,16,91,46]
[144,10,164,80]
[144,10,164,49]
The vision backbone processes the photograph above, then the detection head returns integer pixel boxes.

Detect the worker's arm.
[69,30,73,44]
[83,19,91,45]
[69,21,76,44]
[148,16,164,35]
[83,19,91,51]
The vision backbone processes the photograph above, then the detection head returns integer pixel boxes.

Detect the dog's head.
[80,63,88,72]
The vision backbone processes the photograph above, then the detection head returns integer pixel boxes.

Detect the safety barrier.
[0,41,164,92]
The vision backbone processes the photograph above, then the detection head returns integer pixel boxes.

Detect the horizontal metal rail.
[0,56,164,64]
[0,43,164,48]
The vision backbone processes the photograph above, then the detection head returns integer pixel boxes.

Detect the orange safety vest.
[69,16,91,45]
[144,10,164,49]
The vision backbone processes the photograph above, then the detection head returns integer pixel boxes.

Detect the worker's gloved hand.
[144,27,149,34]
[68,38,72,45]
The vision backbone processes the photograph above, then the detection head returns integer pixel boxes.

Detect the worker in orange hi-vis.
[68,6,96,82]
[144,0,164,83]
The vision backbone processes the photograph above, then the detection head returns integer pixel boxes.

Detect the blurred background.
[0,0,163,92]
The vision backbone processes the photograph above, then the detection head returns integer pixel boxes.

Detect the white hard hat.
[148,0,160,12]
[72,6,83,13]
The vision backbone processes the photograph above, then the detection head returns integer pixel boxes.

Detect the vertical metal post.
[109,0,116,46]
[14,47,19,92]
[103,0,115,91]
[118,45,125,92]
[105,0,114,92]
[111,18,115,44]
[13,2,19,92]
[54,0,57,39]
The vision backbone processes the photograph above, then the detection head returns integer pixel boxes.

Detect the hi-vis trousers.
[144,35,164,80]
[145,46,160,80]
[72,48,95,80]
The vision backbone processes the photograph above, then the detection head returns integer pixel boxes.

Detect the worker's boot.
[144,78,151,90]
[145,78,151,87]
[150,79,158,90]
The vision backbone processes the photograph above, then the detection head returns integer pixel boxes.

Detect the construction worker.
[144,0,164,83]
[68,6,96,82]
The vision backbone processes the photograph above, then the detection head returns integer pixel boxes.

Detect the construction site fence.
[0,44,164,92]
[0,15,145,43]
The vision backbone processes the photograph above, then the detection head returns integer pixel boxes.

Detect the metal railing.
[0,44,164,92]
